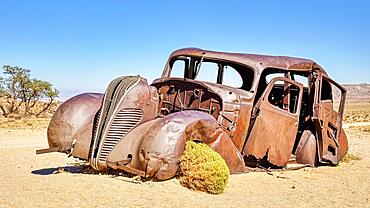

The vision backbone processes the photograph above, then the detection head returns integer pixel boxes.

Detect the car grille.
[88,110,101,160]
[98,108,143,162]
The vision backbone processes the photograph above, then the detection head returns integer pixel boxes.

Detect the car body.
[38,48,348,180]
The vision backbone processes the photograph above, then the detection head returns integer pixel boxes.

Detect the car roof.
[169,48,327,75]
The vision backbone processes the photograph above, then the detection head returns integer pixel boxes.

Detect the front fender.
[108,110,246,180]
[47,93,103,160]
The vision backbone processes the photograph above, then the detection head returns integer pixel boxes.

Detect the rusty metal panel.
[244,77,303,167]
[313,72,347,165]
[245,105,299,166]
[46,93,103,160]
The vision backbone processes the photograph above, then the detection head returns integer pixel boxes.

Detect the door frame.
[243,77,304,166]
[312,70,346,164]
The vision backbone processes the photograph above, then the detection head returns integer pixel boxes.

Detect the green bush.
[179,140,230,194]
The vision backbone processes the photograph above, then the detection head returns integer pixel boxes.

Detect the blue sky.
[0,0,369,99]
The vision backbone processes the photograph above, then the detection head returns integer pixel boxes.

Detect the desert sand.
[0,125,369,208]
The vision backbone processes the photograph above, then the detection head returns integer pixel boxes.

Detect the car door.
[312,72,346,165]
[243,77,303,167]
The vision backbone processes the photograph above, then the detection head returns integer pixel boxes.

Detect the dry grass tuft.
[349,125,370,133]
[0,118,50,130]
[343,111,370,123]
[341,153,362,163]
[179,141,230,194]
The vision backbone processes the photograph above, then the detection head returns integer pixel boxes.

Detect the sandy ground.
[0,126,369,208]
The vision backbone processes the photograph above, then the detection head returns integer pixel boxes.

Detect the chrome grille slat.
[102,145,115,149]
[111,121,140,124]
[113,118,141,120]
[103,141,118,145]
[105,136,121,138]
[112,120,141,123]
[104,141,120,144]
[107,128,132,132]
[107,128,133,131]
[106,132,130,136]
[107,134,125,137]
[114,115,142,117]
[112,119,141,122]
[104,140,119,145]
[115,114,142,117]
[102,145,116,148]
[105,136,124,139]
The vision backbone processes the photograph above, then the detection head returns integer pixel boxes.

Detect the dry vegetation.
[349,125,370,133]
[0,118,50,130]
[0,100,59,130]
[341,153,362,163]
[179,141,230,194]
[343,101,370,123]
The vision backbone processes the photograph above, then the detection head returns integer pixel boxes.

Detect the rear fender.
[108,110,246,180]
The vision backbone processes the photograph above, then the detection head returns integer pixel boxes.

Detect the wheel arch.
[108,110,246,180]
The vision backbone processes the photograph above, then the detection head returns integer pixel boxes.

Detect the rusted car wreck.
[37,48,348,180]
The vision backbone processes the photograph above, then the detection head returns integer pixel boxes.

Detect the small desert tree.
[0,65,59,117]
[0,65,30,116]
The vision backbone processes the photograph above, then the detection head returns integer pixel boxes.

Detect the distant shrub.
[349,125,370,133]
[179,140,230,194]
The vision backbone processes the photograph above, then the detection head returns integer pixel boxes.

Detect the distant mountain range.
[339,83,370,101]
[59,89,102,101]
